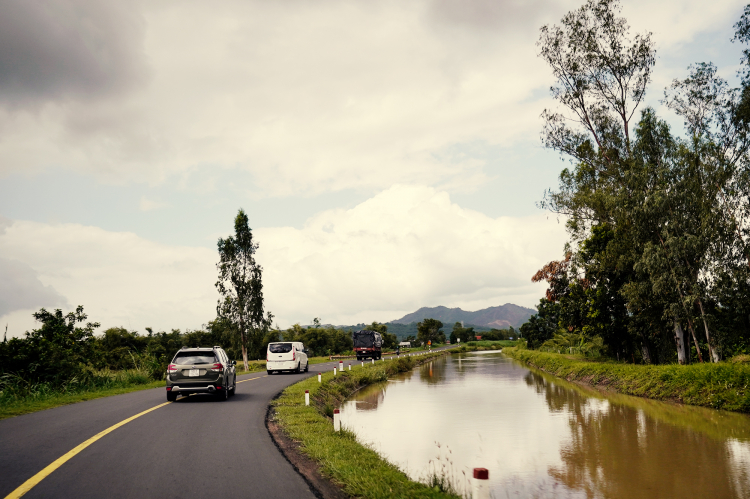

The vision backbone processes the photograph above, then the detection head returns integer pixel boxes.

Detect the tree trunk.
[674,321,687,365]
[641,342,652,364]
[685,317,704,363]
[696,299,720,362]
[240,319,249,371]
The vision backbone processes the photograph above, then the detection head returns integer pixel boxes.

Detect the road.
[0,360,344,499]
[0,349,452,499]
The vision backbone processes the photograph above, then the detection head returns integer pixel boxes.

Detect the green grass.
[272,351,461,498]
[503,347,750,413]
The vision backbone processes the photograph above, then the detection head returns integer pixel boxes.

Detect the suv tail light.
[167,364,178,374]
[210,362,223,372]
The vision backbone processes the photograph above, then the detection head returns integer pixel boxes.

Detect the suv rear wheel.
[216,386,228,401]
[167,391,176,402]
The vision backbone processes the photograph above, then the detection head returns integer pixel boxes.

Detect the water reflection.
[354,385,386,411]
[418,358,448,385]
[340,352,750,498]
[524,370,750,498]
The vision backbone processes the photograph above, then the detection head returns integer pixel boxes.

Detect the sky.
[0,0,747,337]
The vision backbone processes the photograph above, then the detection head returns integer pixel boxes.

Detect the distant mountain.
[391,304,536,329]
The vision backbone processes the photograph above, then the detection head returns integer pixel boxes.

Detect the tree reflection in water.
[525,371,750,498]
[419,356,448,385]
[354,384,386,412]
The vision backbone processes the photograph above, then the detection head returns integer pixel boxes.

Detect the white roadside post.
[333,409,341,432]
[472,468,489,499]
[318,373,321,383]
[371,359,374,365]
[361,361,364,367]
[334,367,337,376]
[348,363,351,371]
[339,360,343,372]
[305,390,309,406]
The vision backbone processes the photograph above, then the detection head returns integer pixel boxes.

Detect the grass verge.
[503,347,750,413]
[271,351,461,498]
[0,374,163,420]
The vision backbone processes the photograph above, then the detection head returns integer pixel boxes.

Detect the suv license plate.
[189,369,199,377]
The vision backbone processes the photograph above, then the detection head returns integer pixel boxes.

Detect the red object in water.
[473,468,489,480]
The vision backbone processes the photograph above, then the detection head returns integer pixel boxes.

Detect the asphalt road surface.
[0,360,344,499]
[0,349,453,499]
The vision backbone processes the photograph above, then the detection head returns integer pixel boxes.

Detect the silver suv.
[165,346,236,401]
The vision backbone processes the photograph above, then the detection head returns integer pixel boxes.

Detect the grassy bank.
[271,351,460,498]
[503,347,750,413]
[0,370,164,420]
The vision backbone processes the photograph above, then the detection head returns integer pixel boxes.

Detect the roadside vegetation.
[504,346,750,412]
[272,351,460,498]
[515,0,750,366]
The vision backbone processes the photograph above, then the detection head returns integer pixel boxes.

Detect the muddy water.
[339,351,750,498]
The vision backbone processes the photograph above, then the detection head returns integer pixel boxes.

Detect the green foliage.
[216,208,274,369]
[520,299,560,349]
[417,318,445,346]
[539,333,604,357]
[0,306,99,386]
[276,323,354,357]
[531,0,750,364]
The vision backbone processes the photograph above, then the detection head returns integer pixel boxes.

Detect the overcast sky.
[0,0,746,337]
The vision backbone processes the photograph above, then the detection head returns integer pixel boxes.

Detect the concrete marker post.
[339,360,344,372]
[305,390,309,406]
[348,363,351,371]
[361,361,364,367]
[318,373,321,383]
[334,367,337,376]
[333,409,341,432]
[472,468,489,499]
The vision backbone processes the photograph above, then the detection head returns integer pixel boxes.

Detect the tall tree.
[216,209,273,370]
[417,318,444,346]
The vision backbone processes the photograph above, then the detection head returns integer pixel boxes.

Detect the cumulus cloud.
[256,185,567,325]
[0,257,68,316]
[0,0,742,194]
[0,186,565,336]
[0,217,217,337]
[0,0,148,109]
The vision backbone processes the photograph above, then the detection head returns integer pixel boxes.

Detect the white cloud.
[139,195,169,211]
[0,186,565,336]
[0,218,217,337]
[257,185,566,325]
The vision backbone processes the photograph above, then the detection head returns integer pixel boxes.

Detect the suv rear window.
[173,352,216,365]
[269,343,293,353]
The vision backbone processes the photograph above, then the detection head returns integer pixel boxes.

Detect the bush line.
[271,352,461,498]
[502,347,750,412]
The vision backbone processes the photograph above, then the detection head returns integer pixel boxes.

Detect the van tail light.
[167,364,178,374]
[210,363,223,372]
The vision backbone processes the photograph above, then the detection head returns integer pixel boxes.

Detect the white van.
[266,342,309,374]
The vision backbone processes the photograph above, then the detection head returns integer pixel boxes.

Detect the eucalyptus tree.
[216,209,273,370]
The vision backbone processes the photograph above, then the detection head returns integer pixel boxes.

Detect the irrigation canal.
[340,351,750,498]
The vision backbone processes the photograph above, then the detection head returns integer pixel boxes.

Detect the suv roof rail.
[213,346,221,349]
[180,346,188,350]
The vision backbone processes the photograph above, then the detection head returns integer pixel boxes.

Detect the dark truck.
[353,330,383,360]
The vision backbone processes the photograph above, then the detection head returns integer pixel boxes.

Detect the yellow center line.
[236,376,261,384]
[5,401,172,499]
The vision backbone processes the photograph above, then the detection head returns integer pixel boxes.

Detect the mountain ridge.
[391,303,535,329]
